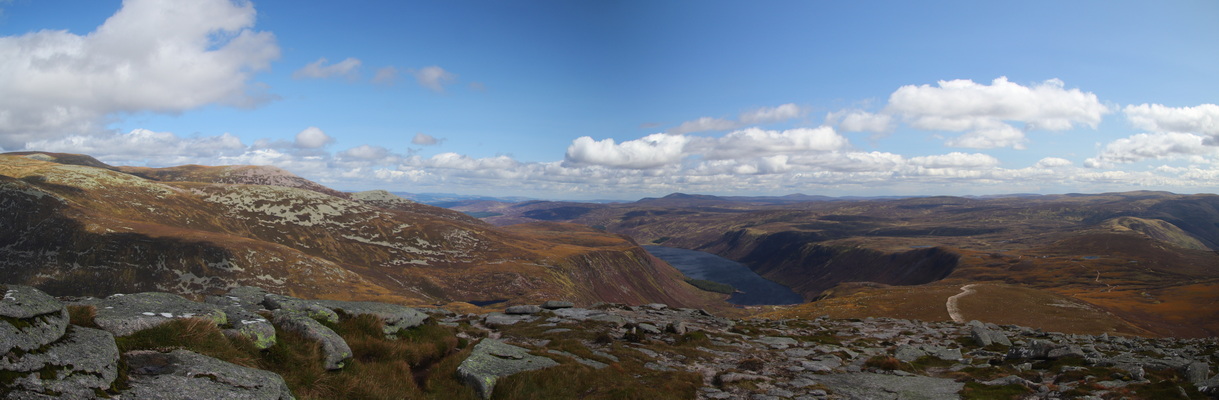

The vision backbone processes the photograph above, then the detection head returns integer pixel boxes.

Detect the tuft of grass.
[115,318,259,367]
[67,305,98,328]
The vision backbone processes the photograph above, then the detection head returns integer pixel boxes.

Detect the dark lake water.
[643,245,804,306]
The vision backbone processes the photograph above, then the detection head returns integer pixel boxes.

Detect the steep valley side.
[696,229,959,301]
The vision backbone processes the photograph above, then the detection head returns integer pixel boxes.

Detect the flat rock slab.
[806,372,964,400]
[0,285,69,354]
[123,349,295,400]
[91,292,227,337]
[0,326,120,398]
[457,338,559,399]
[263,294,339,324]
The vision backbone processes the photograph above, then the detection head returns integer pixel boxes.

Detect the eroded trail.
[946,284,979,323]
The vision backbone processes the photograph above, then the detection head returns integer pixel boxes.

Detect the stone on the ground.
[540,300,574,309]
[271,309,352,370]
[123,349,295,400]
[262,294,339,324]
[504,304,542,315]
[457,338,559,399]
[484,312,534,326]
[90,292,227,337]
[0,325,120,398]
[806,372,964,400]
[0,284,69,354]
[314,299,429,335]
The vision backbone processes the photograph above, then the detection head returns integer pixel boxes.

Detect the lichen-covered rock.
[123,349,295,400]
[457,338,559,399]
[263,294,339,324]
[205,292,277,349]
[90,292,227,337]
[540,300,574,310]
[805,372,964,400]
[313,299,428,336]
[968,320,1011,347]
[224,307,277,350]
[0,285,69,354]
[0,326,119,398]
[271,309,351,370]
[503,305,542,315]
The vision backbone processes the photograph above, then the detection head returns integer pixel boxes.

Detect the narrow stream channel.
[643,245,804,306]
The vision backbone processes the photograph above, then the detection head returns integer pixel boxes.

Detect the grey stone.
[313,299,428,335]
[756,336,799,349]
[550,307,599,320]
[637,323,662,335]
[547,350,608,369]
[588,313,628,327]
[927,347,962,361]
[222,307,276,350]
[457,338,559,399]
[0,326,119,398]
[643,362,675,371]
[123,349,294,400]
[1184,361,1210,384]
[644,303,668,310]
[894,345,926,362]
[504,305,542,315]
[484,312,534,326]
[271,309,351,370]
[540,300,574,309]
[92,292,227,337]
[1046,344,1086,359]
[262,294,339,324]
[806,372,964,400]
[0,285,69,354]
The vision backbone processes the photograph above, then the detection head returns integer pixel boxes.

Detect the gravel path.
[945,284,978,323]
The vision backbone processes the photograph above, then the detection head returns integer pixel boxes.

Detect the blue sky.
[1,0,1217,200]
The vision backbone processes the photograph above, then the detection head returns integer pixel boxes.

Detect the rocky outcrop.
[271,308,353,370]
[1,285,69,355]
[86,291,227,337]
[124,349,295,400]
[456,338,560,399]
[1,325,120,398]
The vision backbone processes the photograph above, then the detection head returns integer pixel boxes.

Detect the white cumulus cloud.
[1084,132,1215,168]
[886,77,1109,149]
[1124,103,1219,142]
[0,0,279,148]
[293,57,362,80]
[826,110,894,133]
[564,133,690,169]
[412,66,456,93]
[702,127,849,160]
[412,133,441,146]
[739,103,806,124]
[295,127,334,148]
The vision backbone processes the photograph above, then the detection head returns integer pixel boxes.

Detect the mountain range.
[0,152,723,312]
[454,191,1219,338]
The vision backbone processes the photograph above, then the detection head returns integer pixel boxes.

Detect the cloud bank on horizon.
[1,0,1217,200]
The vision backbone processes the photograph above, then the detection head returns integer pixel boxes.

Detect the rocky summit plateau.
[3,152,1219,399]
[4,284,1218,399]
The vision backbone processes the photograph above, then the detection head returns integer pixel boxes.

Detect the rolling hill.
[0,152,725,311]
[455,191,1219,337]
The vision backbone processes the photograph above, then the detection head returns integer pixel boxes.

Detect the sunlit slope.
[0,153,724,310]
[477,191,1219,337]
